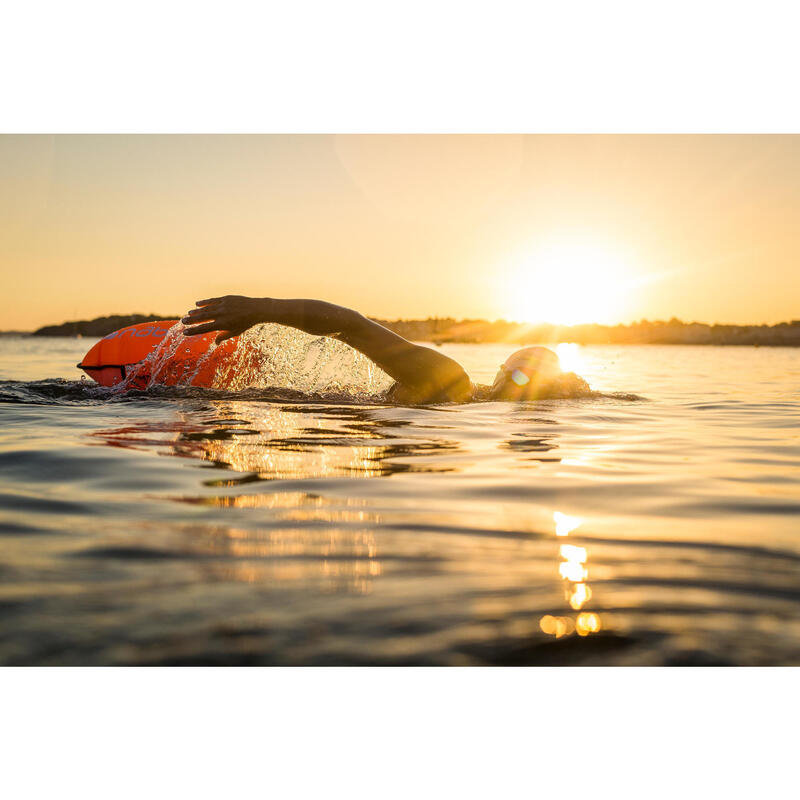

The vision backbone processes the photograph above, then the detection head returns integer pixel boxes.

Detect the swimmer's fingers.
[184,296,257,341]
[196,295,249,308]
[186,296,250,321]
[182,307,217,324]
[182,321,220,336]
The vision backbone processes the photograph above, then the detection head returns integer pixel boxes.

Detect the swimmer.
[182,295,590,403]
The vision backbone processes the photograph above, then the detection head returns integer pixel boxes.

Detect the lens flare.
[510,369,530,386]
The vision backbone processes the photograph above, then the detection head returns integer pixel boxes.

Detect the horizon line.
[12,313,800,335]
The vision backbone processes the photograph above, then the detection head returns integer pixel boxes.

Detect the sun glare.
[555,342,584,374]
[499,243,637,326]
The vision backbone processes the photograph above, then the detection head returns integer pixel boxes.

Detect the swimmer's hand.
[182,295,268,344]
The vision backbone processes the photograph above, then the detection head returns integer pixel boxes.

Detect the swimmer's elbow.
[418,355,472,403]
[443,368,472,402]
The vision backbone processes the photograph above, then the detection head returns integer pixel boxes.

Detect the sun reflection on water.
[539,615,574,638]
[92,402,410,594]
[568,582,592,611]
[207,526,384,594]
[553,511,582,537]
[540,510,602,639]
[576,613,601,636]
[558,545,589,582]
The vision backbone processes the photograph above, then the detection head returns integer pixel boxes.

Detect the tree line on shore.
[27,313,800,346]
[375,317,800,346]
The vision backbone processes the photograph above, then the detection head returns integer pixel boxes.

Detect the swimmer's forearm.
[258,298,364,338]
[255,298,430,383]
[182,295,366,345]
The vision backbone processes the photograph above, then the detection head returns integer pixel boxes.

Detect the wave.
[0,379,392,407]
[0,378,641,408]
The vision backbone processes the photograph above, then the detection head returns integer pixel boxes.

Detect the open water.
[1,329,799,665]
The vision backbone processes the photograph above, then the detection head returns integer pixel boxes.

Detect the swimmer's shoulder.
[382,345,474,405]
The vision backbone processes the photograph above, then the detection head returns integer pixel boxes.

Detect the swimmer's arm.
[182,296,472,401]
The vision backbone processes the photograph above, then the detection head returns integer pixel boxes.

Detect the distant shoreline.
[7,314,800,346]
[374,317,800,347]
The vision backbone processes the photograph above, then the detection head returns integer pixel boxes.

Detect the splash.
[119,322,394,399]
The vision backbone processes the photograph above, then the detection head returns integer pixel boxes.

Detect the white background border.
[3,667,798,798]
[3,1,800,132]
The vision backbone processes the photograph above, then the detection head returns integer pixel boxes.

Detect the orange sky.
[1,134,798,330]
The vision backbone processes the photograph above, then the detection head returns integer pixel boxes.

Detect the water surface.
[1,335,799,665]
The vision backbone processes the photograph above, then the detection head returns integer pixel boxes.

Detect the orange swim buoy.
[77,320,250,389]
[77,321,180,386]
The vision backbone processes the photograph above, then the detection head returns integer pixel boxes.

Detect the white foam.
[118,321,393,398]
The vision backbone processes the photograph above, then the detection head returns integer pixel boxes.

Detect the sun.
[498,242,637,326]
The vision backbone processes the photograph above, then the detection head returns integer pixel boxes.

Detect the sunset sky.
[2,134,798,330]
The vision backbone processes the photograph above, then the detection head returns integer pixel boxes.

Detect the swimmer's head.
[489,346,562,400]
